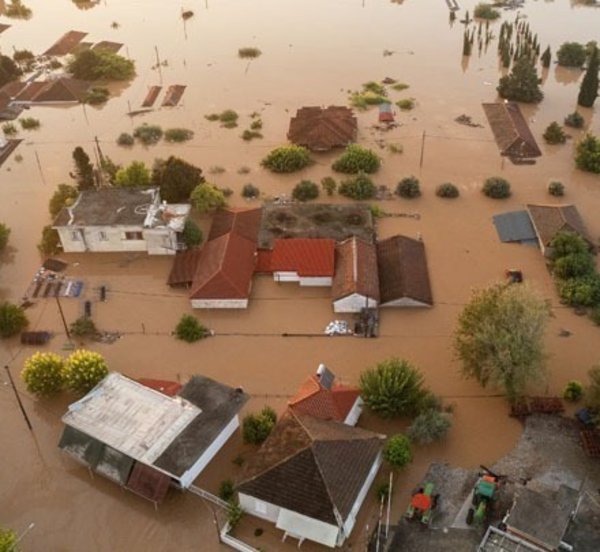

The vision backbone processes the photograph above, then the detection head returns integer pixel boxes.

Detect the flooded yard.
[1,0,600,550]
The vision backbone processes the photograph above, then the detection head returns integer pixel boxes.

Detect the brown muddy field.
[1,0,600,550]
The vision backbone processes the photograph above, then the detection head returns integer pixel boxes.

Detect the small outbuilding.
[287,106,357,151]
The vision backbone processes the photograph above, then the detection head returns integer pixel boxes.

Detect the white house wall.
[179,415,240,488]
[333,293,378,313]
[56,228,86,253]
[343,398,364,427]
[273,271,300,283]
[380,297,431,308]
[299,276,332,287]
[239,493,280,523]
[340,451,383,544]
[143,229,178,255]
[190,299,248,309]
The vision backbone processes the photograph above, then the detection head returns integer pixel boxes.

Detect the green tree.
[454,283,550,401]
[0,222,10,251]
[182,219,203,248]
[152,156,204,202]
[396,176,421,198]
[21,352,64,396]
[575,133,600,173]
[261,146,312,173]
[68,48,135,80]
[174,314,209,342]
[482,176,511,199]
[115,161,151,188]
[540,46,551,69]
[0,527,18,552]
[383,434,412,469]
[359,358,429,418]
[38,226,60,255]
[407,409,452,444]
[563,381,583,402]
[242,407,277,444]
[557,274,600,307]
[0,302,28,338]
[497,55,544,103]
[543,122,567,145]
[578,45,599,108]
[331,144,380,174]
[49,184,79,218]
[134,124,163,145]
[0,54,22,87]
[564,111,584,129]
[190,183,227,214]
[550,231,590,259]
[321,177,337,196]
[292,180,319,202]
[70,316,97,338]
[72,146,95,190]
[557,42,587,68]
[338,174,377,200]
[553,252,595,279]
[63,349,108,394]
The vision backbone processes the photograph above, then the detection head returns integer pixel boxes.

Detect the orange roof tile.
[288,106,357,151]
[333,236,380,302]
[269,238,335,277]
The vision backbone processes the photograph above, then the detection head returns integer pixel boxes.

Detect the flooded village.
[1,0,600,551]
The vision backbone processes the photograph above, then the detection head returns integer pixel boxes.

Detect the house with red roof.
[257,238,335,286]
[289,364,364,426]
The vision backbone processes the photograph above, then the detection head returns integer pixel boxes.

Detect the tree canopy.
[497,55,543,103]
[575,134,600,174]
[115,161,151,188]
[151,156,204,202]
[68,49,135,81]
[49,184,79,218]
[557,42,587,68]
[72,147,95,190]
[0,302,28,338]
[190,183,227,214]
[0,54,21,87]
[63,349,108,394]
[578,45,599,108]
[454,283,550,401]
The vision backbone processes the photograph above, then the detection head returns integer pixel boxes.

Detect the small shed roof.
[333,236,380,301]
[137,378,182,397]
[376,235,433,306]
[126,462,171,503]
[288,106,357,151]
[268,238,335,277]
[167,249,203,286]
[482,102,542,158]
[493,210,538,244]
[526,204,592,247]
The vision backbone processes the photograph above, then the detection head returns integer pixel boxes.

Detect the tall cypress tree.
[578,46,599,108]
[72,147,95,190]
[497,55,544,103]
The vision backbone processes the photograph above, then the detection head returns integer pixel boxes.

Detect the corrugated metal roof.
[493,210,538,243]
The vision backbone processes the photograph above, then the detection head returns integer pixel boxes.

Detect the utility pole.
[154,46,163,85]
[419,130,426,169]
[5,365,33,431]
[55,295,71,340]
[34,151,46,185]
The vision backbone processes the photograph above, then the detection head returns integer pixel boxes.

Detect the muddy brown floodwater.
[1,0,600,550]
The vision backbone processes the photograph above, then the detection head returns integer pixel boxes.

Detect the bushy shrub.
[68,48,135,80]
[292,180,319,202]
[0,302,28,338]
[482,177,511,199]
[70,316,97,338]
[164,128,194,142]
[383,434,412,469]
[321,177,337,196]
[557,274,600,307]
[575,134,600,173]
[190,183,227,213]
[261,146,312,173]
[152,156,204,203]
[238,47,261,59]
[332,145,380,174]
[557,42,587,67]
[226,500,244,529]
[543,122,567,145]
[84,86,109,105]
[396,98,415,110]
[590,306,600,326]
[241,129,262,141]
[407,409,452,444]
[563,381,583,402]
[548,181,565,197]
[242,406,277,444]
[19,117,40,130]
[0,223,10,251]
[396,176,421,198]
[21,352,64,396]
[553,252,595,279]
[174,314,209,342]
[63,350,108,394]
[241,183,260,199]
[219,479,235,501]
[117,132,134,146]
[182,219,203,248]
[550,231,590,259]
[338,174,377,200]
[474,2,500,19]
[38,225,60,255]
[49,184,78,218]
[436,183,459,199]
[564,112,584,129]
[115,161,150,187]
[133,124,163,145]
[1,122,17,136]
[0,527,18,552]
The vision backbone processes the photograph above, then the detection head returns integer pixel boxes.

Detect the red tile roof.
[167,248,203,286]
[289,374,360,422]
[268,238,335,277]
[288,106,357,151]
[137,378,182,397]
[332,236,380,301]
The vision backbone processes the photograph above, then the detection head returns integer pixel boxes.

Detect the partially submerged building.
[53,187,190,255]
[237,411,383,548]
[59,373,248,503]
[287,106,357,151]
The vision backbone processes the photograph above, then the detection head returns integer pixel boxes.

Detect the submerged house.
[289,364,363,426]
[59,373,248,503]
[237,411,383,548]
[376,235,433,307]
[53,187,190,255]
[287,106,357,151]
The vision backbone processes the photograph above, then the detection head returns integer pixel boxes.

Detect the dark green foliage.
[238,47,261,59]
[226,500,244,529]
[292,180,319,202]
[557,42,587,68]
[13,48,34,65]
[19,117,40,130]
[321,177,337,196]
[557,274,600,307]
[338,174,377,200]
[241,183,260,199]
[49,184,79,218]
[100,157,120,185]
[543,122,567,144]
[72,147,95,190]
[68,48,135,80]
[563,381,583,402]
[578,46,599,108]
[396,176,421,199]
[117,132,134,146]
[182,219,203,248]
[474,3,500,20]
[590,306,600,326]
[482,177,511,199]
[242,407,277,444]
[133,124,163,145]
[332,145,380,174]
[436,182,459,198]
[548,181,565,197]
[383,434,412,469]
[164,128,194,142]
[0,302,28,338]
[550,231,590,259]
[70,317,97,338]
[190,184,227,214]
[205,110,238,128]
[5,0,32,18]
[540,46,551,68]
[497,56,543,103]
[38,225,60,255]
[564,112,584,129]
[261,146,312,173]
[553,253,595,280]
[0,223,10,251]
[152,156,204,202]
[0,54,22,87]
[575,134,600,173]
[115,161,150,188]
[174,314,209,342]
[407,409,452,444]
[84,86,109,105]
[376,482,391,501]
[359,358,430,418]
[219,479,235,501]
[241,129,263,141]
[2,123,17,136]
[0,527,18,551]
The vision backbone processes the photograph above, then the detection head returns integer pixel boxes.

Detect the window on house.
[98,231,108,241]
[124,231,144,241]
[254,500,267,514]
[70,231,80,241]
